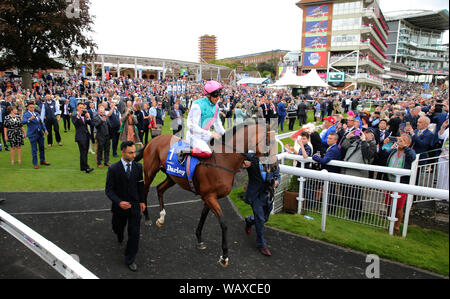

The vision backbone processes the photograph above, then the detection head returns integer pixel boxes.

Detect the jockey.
[177,80,226,163]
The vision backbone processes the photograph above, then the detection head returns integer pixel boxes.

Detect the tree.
[0,0,97,90]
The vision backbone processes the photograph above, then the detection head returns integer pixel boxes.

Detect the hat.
[323,116,336,124]
[363,127,375,135]
[25,101,35,107]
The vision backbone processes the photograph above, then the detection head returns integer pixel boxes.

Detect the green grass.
[229,187,449,277]
[0,114,174,192]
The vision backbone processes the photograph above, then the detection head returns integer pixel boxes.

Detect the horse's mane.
[222,121,261,142]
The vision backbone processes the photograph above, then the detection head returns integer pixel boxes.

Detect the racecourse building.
[384,10,449,82]
[73,54,233,83]
[296,0,389,89]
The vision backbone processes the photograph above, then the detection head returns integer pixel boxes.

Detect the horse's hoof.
[156,219,164,228]
[197,242,207,250]
[218,256,229,268]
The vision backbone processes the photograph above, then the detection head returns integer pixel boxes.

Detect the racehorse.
[134,121,277,267]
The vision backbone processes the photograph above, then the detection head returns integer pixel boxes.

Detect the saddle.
[166,141,201,193]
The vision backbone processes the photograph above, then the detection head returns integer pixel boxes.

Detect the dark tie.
[126,163,131,179]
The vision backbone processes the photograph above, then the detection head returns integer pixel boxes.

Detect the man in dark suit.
[406,116,434,163]
[312,132,341,215]
[22,102,51,169]
[297,99,308,127]
[106,101,121,158]
[61,98,73,132]
[105,141,146,272]
[242,154,280,256]
[170,102,184,138]
[72,103,94,173]
[40,93,62,147]
[93,106,110,168]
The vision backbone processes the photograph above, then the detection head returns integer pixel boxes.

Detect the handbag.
[118,121,125,133]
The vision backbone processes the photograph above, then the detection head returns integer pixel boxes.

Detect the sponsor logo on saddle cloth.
[166,141,200,183]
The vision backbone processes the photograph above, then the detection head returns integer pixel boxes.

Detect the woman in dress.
[3,106,25,165]
[234,103,246,125]
[120,107,141,147]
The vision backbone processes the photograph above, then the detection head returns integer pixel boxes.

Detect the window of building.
[331,34,360,46]
[332,17,360,31]
[333,1,362,15]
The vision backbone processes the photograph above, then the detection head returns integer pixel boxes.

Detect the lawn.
[0,110,316,192]
[229,187,449,277]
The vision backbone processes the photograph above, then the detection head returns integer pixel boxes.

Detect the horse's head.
[218,120,279,171]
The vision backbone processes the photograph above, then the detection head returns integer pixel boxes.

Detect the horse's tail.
[134,143,149,162]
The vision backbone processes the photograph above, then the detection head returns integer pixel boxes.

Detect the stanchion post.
[388,175,401,235]
[321,170,329,232]
[402,154,420,237]
[297,162,306,215]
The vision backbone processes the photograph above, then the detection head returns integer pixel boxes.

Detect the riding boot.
[177,148,191,165]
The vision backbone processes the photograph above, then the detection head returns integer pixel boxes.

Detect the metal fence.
[276,153,449,237]
[0,209,98,279]
[415,150,449,202]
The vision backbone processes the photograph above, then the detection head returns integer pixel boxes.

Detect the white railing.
[0,209,98,279]
[415,152,449,202]
[276,152,448,237]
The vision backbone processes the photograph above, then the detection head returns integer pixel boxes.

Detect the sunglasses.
[210,90,222,98]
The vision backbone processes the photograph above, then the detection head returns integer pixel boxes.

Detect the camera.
[354,130,361,137]
[390,137,398,142]
[341,119,348,125]
[128,110,134,115]
[82,109,88,115]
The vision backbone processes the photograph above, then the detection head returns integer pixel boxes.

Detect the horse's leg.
[155,176,175,227]
[206,196,229,267]
[143,161,161,225]
[195,204,210,250]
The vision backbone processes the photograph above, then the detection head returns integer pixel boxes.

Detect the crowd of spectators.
[0,75,448,214]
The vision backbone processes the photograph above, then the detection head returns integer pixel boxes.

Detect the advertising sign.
[328,72,345,82]
[305,20,328,36]
[306,5,329,21]
[304,52,327,67]
[302,4,330,69]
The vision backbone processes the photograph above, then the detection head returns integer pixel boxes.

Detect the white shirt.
[121,158,132,173]
[186,102,226,142]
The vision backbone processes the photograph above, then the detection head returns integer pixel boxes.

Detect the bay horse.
[134,121,277,267]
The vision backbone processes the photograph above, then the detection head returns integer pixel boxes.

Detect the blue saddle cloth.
[166,141,199,182]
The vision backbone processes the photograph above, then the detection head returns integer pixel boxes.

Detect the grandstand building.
[384,10,449,82]
[296,0,389,90]
[219,50,289,67]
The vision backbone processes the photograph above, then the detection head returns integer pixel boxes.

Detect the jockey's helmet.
[203,80,224,96]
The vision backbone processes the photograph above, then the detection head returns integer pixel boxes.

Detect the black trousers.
[287,117,295,131]
[173,125,182,136]
[77,140,90,171]
[110,129,120,156]
[0,122,7,148]
[112,205,141,265]
[143,127,150,145]
[44,118,61,145]
[62,115,71,131]
[96,137,110,165]
[298,115,307,127]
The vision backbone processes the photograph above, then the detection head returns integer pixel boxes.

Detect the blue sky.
[90,0,449,62]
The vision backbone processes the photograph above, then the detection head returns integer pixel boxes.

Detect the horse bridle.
[201,127,276,175]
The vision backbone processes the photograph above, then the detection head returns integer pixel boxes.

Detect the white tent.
[272,71,304,87]
[237,77,270,85]
[297,69,329,88]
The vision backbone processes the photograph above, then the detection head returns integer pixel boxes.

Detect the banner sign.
[328,72,345,82]
[302,4,331,69]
